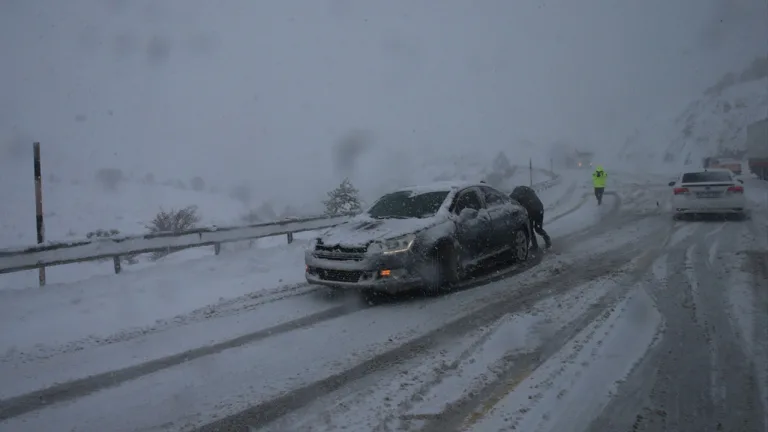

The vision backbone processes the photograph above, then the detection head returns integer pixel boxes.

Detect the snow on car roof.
[393,180,479,195]
[682,168,733,174]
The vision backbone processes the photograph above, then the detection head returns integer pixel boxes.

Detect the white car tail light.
[727,185,744,194]
[673,187,689,195]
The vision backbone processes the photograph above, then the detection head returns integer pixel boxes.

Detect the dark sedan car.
[305,181,532,294]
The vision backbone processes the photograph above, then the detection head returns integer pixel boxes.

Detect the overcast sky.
[1,0,766,202]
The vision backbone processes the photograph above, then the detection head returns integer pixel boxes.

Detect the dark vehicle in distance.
[305,181,532,294]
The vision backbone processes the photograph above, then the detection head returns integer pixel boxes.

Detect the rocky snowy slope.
[622,56,768,169]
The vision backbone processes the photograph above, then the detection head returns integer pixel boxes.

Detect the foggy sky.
[1,0,766,203]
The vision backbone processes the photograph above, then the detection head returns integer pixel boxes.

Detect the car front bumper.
[304,248,424,293]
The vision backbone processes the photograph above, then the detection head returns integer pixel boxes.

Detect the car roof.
[392,180,486,195]
[681,168,733,175]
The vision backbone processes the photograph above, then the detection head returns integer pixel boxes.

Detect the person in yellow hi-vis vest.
[592,165,607,205]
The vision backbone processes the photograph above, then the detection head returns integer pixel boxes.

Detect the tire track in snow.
[0,301,362,422]
[546,193,590,224]
[193,231,673,432]
[589,220,766,432]
[544,180,578,213]
[0,251,555,421]
[745,212,768,432]
[0,282,321,365]
[421,215,686,432]
[421,242,672,432]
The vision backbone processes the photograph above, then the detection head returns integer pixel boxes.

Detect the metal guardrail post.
[113,256,122,274]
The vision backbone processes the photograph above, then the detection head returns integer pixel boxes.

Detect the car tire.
[420,242,459,293]
[511,228,529,263]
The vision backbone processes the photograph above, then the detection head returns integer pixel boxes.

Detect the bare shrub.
[146,205,202,260]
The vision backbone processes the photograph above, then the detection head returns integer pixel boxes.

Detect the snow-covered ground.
[0,175,765,432]
[0,172,582,364]
[465,287,662,432]
[0,183,679,431]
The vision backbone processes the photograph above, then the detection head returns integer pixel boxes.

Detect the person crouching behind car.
[510,185,551,250]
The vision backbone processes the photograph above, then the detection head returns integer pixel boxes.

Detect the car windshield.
[367,190,449,219]
[681,171,732,183]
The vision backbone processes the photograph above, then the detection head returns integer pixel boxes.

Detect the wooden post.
[113,256,122,274]
[529,158,533,187]
[214,243,221,255]
[33,142,46,287]
[287,232,294,244]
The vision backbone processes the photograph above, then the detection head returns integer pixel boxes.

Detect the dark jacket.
[509,185,544,217]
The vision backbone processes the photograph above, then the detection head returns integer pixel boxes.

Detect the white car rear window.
[681,172,732,183]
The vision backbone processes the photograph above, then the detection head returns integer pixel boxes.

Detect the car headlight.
[377,234,415,255]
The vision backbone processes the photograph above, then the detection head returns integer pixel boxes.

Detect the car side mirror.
[459,208,479,221]
[738,179,744,184]
[668,181,676,187]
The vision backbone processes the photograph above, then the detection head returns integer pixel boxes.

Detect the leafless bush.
[146,205,202,260]
[146,205,201,233]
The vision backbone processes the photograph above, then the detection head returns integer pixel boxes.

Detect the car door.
[479,186,514,251]
[452,188,491,263]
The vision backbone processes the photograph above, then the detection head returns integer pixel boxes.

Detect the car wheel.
[420,243,459,293]
[511,228,529,262]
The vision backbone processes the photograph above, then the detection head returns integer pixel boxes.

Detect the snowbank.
[0,238,313,358]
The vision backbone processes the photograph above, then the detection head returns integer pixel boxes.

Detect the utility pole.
[529,158,533,186]
[33,142,46,286]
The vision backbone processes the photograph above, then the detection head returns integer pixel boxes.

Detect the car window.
[367,190,449,219]
[481,186,509,207]
[454,189,483,214]
[681,171,732,183]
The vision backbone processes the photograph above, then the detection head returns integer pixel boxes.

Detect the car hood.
[318,216,438,247]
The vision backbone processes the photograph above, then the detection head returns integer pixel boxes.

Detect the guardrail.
[0,171,560,278]
[0,214,355,276]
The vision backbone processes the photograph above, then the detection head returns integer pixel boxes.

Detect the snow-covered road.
[1,176,766,432]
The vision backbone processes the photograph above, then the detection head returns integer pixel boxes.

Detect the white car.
[668,168,747,220]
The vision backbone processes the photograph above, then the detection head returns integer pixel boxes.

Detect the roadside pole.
[529,158,533,186]
[33,142,46,286]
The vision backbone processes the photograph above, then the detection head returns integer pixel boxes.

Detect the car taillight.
[727,185,744,193]
[673,187,689,195]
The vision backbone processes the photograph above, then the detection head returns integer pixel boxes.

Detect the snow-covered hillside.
[0,175,246,249]
[622,56,768,170]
